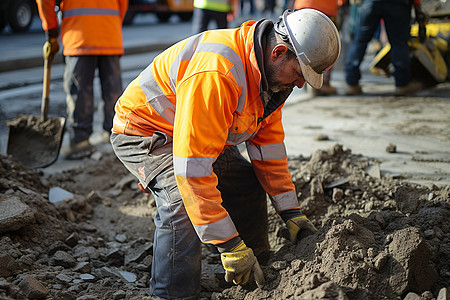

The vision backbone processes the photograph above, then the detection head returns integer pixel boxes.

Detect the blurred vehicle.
[0,0,38,33]
[124,0,194,24]
[370,0,450,88]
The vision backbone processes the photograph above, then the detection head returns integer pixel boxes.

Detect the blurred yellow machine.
[370,0,450,87]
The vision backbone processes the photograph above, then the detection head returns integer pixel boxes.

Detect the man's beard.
[265,59,295,93]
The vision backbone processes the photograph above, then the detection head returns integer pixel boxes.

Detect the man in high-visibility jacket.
[112,9,340,299]
[192,0,233,34]
[36,0,128,159]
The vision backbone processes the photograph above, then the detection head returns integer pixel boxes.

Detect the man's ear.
[271,44,289,60]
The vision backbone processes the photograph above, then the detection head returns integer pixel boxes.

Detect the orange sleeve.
[35,0,58,31]
[119,0,129,20]
[248,108,300,213]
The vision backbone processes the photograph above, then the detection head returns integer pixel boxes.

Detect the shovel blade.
[7,115,66,169]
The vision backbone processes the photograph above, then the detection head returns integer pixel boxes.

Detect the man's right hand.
[43,34,59,63]
[220,241,265,288]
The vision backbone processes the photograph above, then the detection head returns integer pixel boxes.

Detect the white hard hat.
[274,9,341,89]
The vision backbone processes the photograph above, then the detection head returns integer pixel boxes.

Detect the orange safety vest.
[36,0,128,56]
[293,0,338,17]
[113,21,300,245]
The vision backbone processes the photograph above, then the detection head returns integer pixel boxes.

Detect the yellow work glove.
[43,37,60,63]
[286,215,318,244]
[220,241,265,287]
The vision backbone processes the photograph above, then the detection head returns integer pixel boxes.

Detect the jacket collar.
[253,19,293,118]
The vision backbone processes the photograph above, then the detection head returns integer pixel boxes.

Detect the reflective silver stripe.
[140,65,176,124]
[173,156,216,177]
[194,215,237,242]
[63,8,120,18]
[169,33,204,94]
[246,142,287,161]
[270,190,298,212]
[226,131,253,145]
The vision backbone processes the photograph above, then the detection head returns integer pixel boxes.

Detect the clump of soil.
[6,115,65,169]
[0,144,449,300]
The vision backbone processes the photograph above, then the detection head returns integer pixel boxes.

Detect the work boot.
[63,140,94,160]
[345,84,363,96]
[314,84,337,96]
[394,81,423,96]
[102,131,111,144]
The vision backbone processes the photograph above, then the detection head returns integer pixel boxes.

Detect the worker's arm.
[118,0,129,21]
[247,108,299,213]
[248,108,316,243]
[173,70,240,246]
[35,0,58,32]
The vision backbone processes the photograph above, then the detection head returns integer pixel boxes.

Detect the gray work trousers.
[111,132,269,299]
[64,55,123,144]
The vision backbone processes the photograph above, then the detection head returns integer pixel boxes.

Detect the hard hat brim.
[298,59,323,89]
[281,9,333,90]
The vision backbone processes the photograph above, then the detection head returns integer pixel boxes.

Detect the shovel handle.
[41,57,51,121]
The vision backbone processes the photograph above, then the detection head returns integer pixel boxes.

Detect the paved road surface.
[1,13,449,188]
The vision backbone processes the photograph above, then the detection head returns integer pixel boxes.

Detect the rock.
[388,227,438,294]
[124,240,153,265]
[365,164,381,178]
[404,292,421,300]
[56,273,73,283]
[423,229,434,239]
[0,195,35,233]
[437,287,450,300]
[118,270,137,283]
[394,186,421,214]
[314,134,329,141]
[107,248,124,266]
[17,275,49,299]
[50,251,77,268]
[332,188,344,203]
[65,232,80,248]
[386,143,397,153]
[48,187,74,203]
[113,290,127,299]
[115,233,127,243]
[48,241,72,256]
[373,252,388,271]
[0,254,19,277]
[73,262,91,273]
[271,260,288,271]
[79,273,96,282]
[296,281,348,300]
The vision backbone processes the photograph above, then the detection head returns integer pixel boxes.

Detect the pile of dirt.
[0,144,449,300]
[6,115,65,168]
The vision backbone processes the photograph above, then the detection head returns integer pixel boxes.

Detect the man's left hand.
[286,215,317,244]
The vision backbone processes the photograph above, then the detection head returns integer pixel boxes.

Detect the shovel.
[6,49,66,169]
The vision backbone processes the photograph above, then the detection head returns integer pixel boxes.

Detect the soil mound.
[0,144,449,300]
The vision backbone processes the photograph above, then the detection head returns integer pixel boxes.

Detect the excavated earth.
[0,142,449,300]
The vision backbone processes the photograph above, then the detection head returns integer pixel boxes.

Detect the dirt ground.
[0,90,450,299]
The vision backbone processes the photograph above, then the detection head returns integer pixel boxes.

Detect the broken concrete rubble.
[0,143,449,299]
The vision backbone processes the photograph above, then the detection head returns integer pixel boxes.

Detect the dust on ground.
[0,140,449,300]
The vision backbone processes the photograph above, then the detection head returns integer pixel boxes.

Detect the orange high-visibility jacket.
[36,0,128,56]
[113,21,300,245]
[294,0,338,17]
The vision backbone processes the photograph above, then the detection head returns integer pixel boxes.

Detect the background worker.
[111,9,340,299]
[293,0,340,95]
[192,0,233,33]
[344,0,425,96]
[36,0,128,159]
